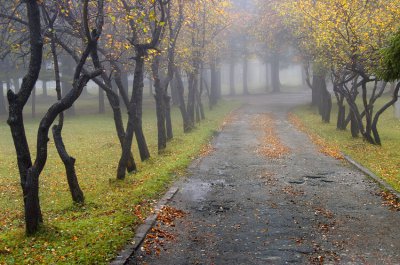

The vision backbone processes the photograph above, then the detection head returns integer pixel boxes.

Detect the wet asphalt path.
[135,93,399,264]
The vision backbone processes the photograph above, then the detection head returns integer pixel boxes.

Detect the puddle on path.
[180,179,212,201]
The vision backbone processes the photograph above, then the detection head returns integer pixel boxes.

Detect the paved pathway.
[135,93,399,264]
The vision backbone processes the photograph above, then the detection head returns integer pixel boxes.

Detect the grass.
[0,98,239,264]
[292,97,400,192]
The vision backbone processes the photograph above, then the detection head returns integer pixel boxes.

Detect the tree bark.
[349,108,359,138]
[133,54,150,161]
[52,126,84,203]
[152,55,167,152]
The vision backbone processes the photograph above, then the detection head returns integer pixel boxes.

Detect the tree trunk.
[170,78,179,105]
[24,168,42,234]
[243,56,249,95]
[361,81,373,141]
[61,58,75,116]
[195,84,203,122]
[165,95,173,140]
[229,61,235,96]
[50,32,85,204]
[42,81,47,97]
[120,72,129,107]
[271,52,280,93]
[0,81,6,115]
[117,50,149,179]
[210,62,218,108]
[321,88,332,123]
[107,91,137,172]
[371,82,400,145]
[152,56,167,152]
[350,108,359,138]
[265,62,271,90]
[187,73,196,127]
[52,125,84,203]
[216,59,222,101]
[133,56,150,161]
[175,70,192,132]
[337,104,346,130]
[311,74,321,107]
[315,74,331,123]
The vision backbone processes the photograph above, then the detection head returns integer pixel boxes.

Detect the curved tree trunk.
[52,125,84,203]
[371,82,400,145]
[49,24,85,204]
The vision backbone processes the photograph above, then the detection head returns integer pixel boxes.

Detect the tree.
[4,0,103,234]
[116,0,167,179]
[151,0,184,152]
[276,0,400,144]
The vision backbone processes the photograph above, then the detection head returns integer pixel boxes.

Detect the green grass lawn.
[293,98,400,192]
[0,99,239,264]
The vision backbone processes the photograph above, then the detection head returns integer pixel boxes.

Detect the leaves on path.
[288,113,344,160]
[282,186,305,196]
[141,206,186,256]
[157,206,186,227]
[198,143,215,158]
[253,113,290,159]
[378,191,400,211]
[218,109,239,131]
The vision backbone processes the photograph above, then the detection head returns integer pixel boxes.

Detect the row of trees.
[255,0,400,145]
[0,0,232,234]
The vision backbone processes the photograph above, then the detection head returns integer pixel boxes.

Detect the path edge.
[343,153,400,198]
[109,186,179,265]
